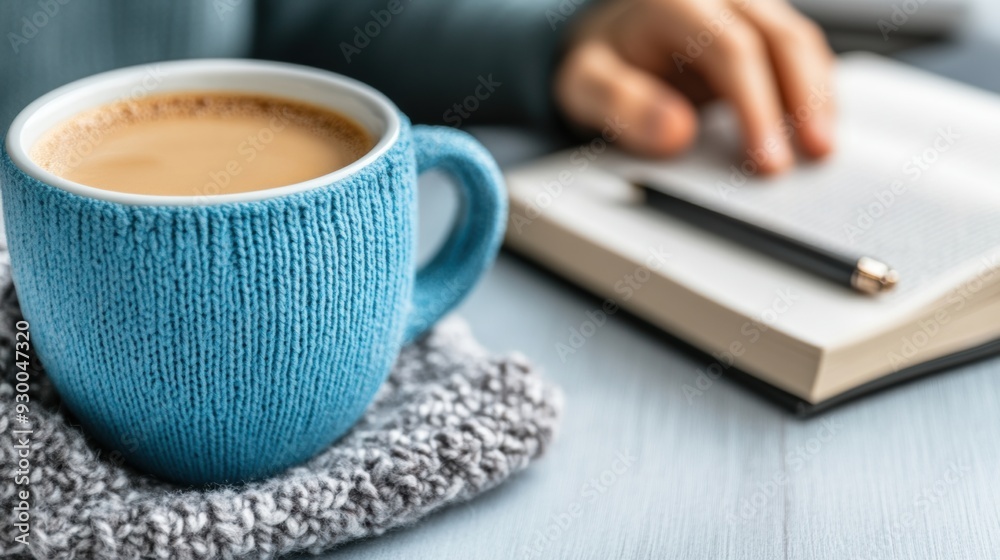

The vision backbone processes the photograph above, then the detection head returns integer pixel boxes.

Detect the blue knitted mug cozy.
[1,106,507,485]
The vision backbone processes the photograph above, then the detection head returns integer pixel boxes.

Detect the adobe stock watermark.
[58,65,166,172]
[887,252,1000,372]
[878,0,933,40]
[843,127,959,245]
[714,85,834,202]
[340,0,412,63]
[510,116,629,235]
[671,0,753,73]
[522,449,637,558]
[213,0,246,21]
[866,460,971,556]
[544,0,589,30]
[682,286,799,403]
[555,246,670,362]
[400,275,471,337]
[442,74,502,127]
[195,107,296,202]
[8,0,74,54]
[9,320,33,547]
[728,418,842,523]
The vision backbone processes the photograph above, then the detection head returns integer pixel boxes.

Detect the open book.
[504,53,1000,413]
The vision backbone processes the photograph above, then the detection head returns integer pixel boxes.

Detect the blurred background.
[2,0,999,134]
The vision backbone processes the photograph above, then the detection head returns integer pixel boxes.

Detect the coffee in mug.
[30,92,374,196]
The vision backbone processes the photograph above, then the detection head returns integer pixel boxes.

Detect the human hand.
[554,0,836,173]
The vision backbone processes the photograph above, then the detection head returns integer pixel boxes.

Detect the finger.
[689,19,794,174]
[555,41,698,157]
[742,3,836,158]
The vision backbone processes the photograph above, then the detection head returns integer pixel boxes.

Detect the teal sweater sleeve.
[252,0,590,126]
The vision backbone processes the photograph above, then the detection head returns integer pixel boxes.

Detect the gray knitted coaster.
[0,256,562,559]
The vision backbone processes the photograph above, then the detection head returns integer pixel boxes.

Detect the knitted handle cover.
[0,118,505,485]
[405,126,507,342]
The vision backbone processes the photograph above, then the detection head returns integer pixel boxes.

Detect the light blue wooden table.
[312,40,1000,560]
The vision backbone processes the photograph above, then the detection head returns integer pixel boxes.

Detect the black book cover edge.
[504,249,1000,417]
[722,338,1000,417]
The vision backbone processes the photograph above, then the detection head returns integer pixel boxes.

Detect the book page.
[603,54,1000,296]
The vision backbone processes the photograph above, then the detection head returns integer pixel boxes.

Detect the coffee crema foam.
[30,92,375,197]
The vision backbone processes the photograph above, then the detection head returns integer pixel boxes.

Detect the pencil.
[638,183,899,295]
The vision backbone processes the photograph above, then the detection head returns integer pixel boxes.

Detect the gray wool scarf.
[0,251,562,559]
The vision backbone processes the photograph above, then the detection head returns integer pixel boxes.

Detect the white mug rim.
[4,59,402,207]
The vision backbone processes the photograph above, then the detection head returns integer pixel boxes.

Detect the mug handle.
[403,125,507,342]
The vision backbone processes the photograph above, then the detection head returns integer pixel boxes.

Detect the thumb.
[555,41,698,157]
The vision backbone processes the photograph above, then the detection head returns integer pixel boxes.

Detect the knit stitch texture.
[0,263,562,559]
[0,118,507,486]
